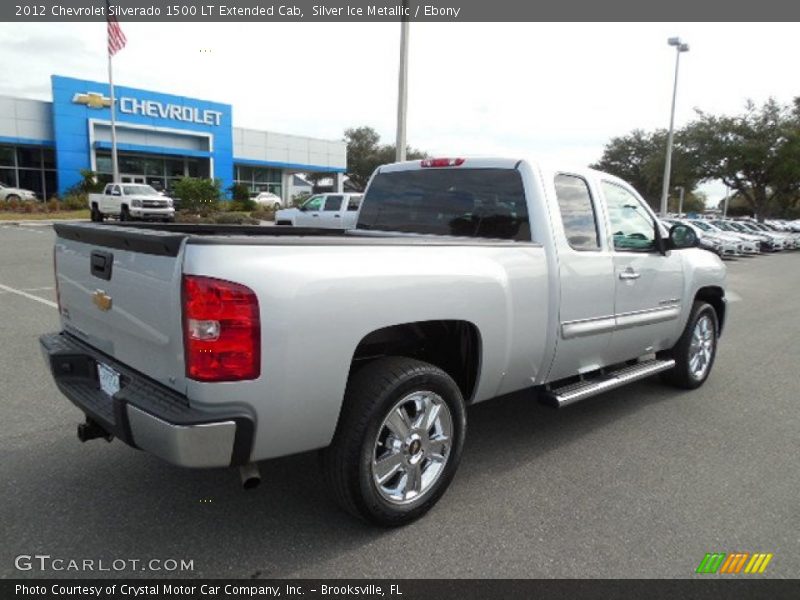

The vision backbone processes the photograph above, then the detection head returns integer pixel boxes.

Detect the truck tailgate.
[53,223,189,392]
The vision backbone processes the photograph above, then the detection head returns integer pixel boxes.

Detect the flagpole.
[106,1,120,183]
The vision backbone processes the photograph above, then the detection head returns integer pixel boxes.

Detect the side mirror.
[667,223,698,250]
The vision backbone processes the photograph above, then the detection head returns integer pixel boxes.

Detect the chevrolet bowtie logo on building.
[696,552,774,574]
[72,92,112,109]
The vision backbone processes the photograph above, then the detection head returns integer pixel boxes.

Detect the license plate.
[97,362,121,397]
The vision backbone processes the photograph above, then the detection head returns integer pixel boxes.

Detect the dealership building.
[0,75,347,201]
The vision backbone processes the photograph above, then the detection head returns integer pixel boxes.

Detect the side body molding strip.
[561,305,682,340]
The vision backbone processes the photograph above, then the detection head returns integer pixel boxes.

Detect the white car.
[251,191,283,211]
[0,183,37,201]
[275,193,363,229]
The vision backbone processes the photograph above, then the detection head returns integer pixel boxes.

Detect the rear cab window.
[357,168,531,241]
[554,174,601,251]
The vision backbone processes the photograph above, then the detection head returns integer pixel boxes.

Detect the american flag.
[106,5,127,56]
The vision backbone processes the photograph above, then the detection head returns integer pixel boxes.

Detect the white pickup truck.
[274,192,363,228]
[41,158,726,526]
[88,183,175,222]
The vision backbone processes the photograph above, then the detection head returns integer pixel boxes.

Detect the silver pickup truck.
[41,158,726,526]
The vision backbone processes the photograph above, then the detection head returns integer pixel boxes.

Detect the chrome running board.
[541,358,676,408]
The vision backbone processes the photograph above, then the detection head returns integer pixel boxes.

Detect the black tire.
[6,194,20,202]
[90,203,103,222]
[276,220,292,226]
[323,357,467,526]
[119,205,130,222]
[660,301,719,389]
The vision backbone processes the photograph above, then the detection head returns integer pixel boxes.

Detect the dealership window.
[95,151,210,193]
[234,164,282,197]
[0,144,57,200]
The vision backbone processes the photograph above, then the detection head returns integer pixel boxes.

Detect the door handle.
[619,269,641,280]
[312,214,319,217]
[333,214,341,218]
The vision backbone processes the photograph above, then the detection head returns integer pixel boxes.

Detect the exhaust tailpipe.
[239,463,261,490]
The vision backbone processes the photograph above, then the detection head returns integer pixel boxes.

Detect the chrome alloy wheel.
[371,391,453,505]
[689,315,715,380]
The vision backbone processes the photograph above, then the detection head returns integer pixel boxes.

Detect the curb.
[0,219,89,227]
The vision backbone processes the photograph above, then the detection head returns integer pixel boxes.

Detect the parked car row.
[663,217,800,258]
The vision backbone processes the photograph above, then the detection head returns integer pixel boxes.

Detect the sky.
[1,21,799,204]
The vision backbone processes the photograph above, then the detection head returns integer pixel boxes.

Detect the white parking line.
[0,283,58,308]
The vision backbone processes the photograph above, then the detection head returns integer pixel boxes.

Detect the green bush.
[250,209,275,222]
[172,177,222,214]
[229,182,252,202]
[226,198,258,212]
[61,194,89,211]
[65,169,105,196]
[211,212,260,225]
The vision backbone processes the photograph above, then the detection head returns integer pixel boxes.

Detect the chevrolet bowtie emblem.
[72,92,113,109]
[92,290,112,311]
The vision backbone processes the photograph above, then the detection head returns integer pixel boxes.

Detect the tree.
[683,98,800,220]
[591,129,699,209]
[344,126,427,190]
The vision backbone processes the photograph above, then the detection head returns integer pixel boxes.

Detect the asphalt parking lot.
[1,222,798,579]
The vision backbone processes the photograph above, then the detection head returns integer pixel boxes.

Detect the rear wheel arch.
[348,320,483,405]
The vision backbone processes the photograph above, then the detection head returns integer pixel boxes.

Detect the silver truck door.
[547,173,616,381]
[601,181,684,363]
[297,194,324,227]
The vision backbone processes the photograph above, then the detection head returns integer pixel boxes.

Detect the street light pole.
[395,0,410,162]
[676,185,685,216]
[659,37,689,217]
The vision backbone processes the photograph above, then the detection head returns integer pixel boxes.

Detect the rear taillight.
[182,275,260,382]
[53,246,61,314]
[420,158,465,168]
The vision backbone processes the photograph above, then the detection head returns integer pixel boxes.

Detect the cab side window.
[323,195,344,211]
[554,174,601,251]
[602,182,656,252]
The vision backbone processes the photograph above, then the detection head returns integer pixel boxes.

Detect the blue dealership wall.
[51,75,233,195]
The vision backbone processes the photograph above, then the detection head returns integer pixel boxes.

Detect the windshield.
[358,168,531,241]
[122,185,159,196]
[725,222,748,232]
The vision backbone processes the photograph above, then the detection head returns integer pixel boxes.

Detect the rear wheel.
[323,357,466,526]
[660,301,718,389]
[6,194,20,202]
[90,203,103,222]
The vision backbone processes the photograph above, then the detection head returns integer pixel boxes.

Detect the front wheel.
[323,357,467,526]
[119,206,130,222]
[660,301,719,389]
